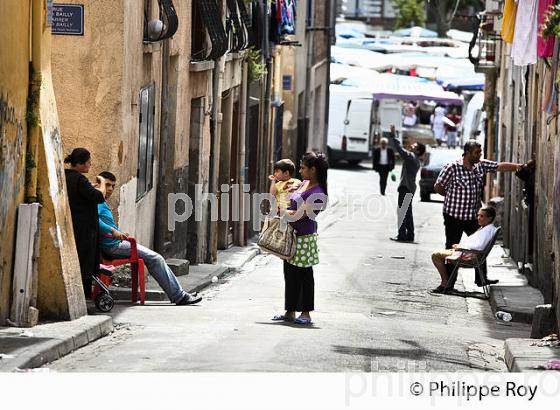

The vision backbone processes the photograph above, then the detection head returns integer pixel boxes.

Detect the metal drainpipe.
[25,79,40,203]
[207,60,221,263]
[236,59,249,246]
[259,0,271,194]
[26,2,43,203]
[154,38,170,254]
[324,0,336,154]
[262,58,273,191]
[303,2,314,155]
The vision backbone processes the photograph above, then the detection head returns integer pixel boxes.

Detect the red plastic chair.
[100,237,146,305]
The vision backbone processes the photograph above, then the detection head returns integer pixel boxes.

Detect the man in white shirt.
[372,138,395,195]
[403,102,417,127]
[430,206,498,293]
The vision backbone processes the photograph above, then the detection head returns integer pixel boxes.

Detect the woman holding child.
[271,152,329,325]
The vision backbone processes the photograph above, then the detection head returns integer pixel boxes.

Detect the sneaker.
[390,236,414,243]
[176,293,202,305]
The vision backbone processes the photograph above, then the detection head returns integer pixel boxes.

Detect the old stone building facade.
[478,3,560,331]
[0,0,334,324]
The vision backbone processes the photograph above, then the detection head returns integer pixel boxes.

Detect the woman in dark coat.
[64,148,106,298]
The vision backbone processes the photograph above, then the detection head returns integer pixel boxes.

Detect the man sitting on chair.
[430,206,498,293]
[97,171,201,305]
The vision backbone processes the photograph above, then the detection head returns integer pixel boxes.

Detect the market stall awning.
[331,46,395,71]
[363,73,464,104]
[330,63,380,86]
[440,75,485,91]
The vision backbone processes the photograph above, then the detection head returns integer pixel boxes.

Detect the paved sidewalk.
[458,245,544,322]
[110,242,261,301]
[0,243,262,372]
[460,244,559,372]
[0,315,112,372]
[504,338,560,372]
[0,197,343,372]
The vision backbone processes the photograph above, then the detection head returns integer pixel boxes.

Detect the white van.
[461,91,485,151]
[328,89,404,164]
[374,98,402,135]
[328,85,374,165]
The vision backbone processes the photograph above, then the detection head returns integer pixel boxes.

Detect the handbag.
[257,216,297,260]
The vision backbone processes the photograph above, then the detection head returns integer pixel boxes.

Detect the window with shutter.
[137,84,156,200]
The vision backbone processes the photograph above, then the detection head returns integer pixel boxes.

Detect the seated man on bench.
[97,171,201,305]
[431,206,498,293]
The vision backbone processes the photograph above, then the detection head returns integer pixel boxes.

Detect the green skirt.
[287,234,319,268]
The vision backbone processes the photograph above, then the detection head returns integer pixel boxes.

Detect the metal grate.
[195,0,229,60]
[237,0,255,47]
[226,0,249,52]
[145,0,179,42]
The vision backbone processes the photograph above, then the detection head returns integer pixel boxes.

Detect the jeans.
[447,131,458,148]
[104,241,186,303]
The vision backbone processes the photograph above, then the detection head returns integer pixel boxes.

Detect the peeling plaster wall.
[117,165,159,248]
[52,0,163,247]
[0,1,30,322]
[1,0,87,321]
[497,49,560,329]
[52,0,124,180]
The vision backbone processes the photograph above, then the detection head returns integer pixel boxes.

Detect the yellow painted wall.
[0,0,30,322]
[32,0,87,320]
[51,0,125,201]
[1,0,87,322]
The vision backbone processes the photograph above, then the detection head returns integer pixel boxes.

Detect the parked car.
[419,149,463,201]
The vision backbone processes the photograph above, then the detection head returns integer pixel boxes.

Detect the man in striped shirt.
[434,140,531,286]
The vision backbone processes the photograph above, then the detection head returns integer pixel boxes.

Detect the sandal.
[272,314,295,322]
[429,286,445,294]
[294,317,313,325]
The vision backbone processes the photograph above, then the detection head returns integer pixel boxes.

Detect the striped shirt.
[436,159,498,220]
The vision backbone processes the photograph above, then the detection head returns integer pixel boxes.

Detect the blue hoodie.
[98,202,122,249]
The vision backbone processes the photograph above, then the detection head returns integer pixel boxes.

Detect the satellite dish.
[147,19,164,41]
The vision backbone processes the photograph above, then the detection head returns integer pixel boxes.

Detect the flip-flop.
[294,317,313,325]
[272,314,295,322]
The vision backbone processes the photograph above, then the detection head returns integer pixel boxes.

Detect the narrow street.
[47,152,530,372]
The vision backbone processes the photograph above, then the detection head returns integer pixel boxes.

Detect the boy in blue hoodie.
[97,171,201,305]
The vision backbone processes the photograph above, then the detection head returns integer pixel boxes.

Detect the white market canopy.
[331,46,396,71]
[359,73,463,104]
[330,63,380,87]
